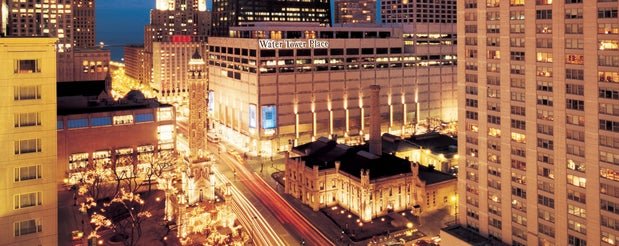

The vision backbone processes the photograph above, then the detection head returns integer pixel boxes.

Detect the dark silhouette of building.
[211,0,332,37]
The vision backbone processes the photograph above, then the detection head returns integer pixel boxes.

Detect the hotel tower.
[458,1,619,246]
[0,38,58,246]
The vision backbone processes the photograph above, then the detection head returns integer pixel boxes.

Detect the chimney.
[369,85,382,156]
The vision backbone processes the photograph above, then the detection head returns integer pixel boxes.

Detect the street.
[210,143,334,246]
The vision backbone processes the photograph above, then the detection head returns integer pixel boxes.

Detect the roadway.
[210,143,335,246]
[211,166,285,246]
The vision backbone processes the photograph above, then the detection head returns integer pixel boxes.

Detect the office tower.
[4,0,107,83]
[207,23,457,156]
[6,0,74,52]
[124,45,146,83]
[334,0,376,24]
[5,0,96,50]
[379,0,458,127]
[0,38,58,246]
[73,0,96,48]
[211,0,332,37]
[152,41,208,103]
[144,0,210,98]
[147,0,210,44]
[381,0,456,24]
[458,1,619,246]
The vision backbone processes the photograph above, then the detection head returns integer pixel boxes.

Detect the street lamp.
[451,194,458,224]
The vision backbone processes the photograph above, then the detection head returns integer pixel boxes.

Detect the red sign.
[172,35,192,43]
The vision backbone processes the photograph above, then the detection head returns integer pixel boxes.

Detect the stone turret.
[188,48,208,158]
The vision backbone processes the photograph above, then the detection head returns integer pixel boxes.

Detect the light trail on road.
[217,150,335,246]
[211,166,286,246]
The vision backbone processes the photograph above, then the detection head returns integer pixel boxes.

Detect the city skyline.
[98,0,383,60]
[1,0,617,245]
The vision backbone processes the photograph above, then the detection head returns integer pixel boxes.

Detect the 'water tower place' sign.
[258,39,330,49]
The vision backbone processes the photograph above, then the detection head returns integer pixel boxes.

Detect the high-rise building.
[147,0,210,44]
[5,0,75,52]
[380,0,457,54]
[124,45,146,83]
[3,0,107,83]
[458,1,619,246]
[334,0,376,24]
[152,41,208,103]
[57,48,110,82]
[143,0,210,100]
[73,0,96,48]
[211,0,332,37]
[4,0,96,50]
[0,37,58,246]
[381,0,456,24]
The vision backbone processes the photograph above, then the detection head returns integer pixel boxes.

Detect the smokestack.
[369,85,382,156]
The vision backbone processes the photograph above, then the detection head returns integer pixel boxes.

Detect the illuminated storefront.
[57,93,176,183]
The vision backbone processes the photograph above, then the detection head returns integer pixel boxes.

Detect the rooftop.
[291,136,456,183]
[417,164,456,185]
[383,132,458,158]
[226,22,402,40]
[58,90,171,116]
[441,225,508,246]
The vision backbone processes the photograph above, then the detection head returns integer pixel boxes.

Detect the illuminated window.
[93,150,111,164]
[511,132,526,143]
[68,153,89,171]
[568,204,586,218]
[567,159,585,172]
[600,40,619,50]
[602,231,617,245]
[113,115,134,125]
[488,127,501,137]
[601,168,619,182]
[567,174,586,188]
[158,125,174,143]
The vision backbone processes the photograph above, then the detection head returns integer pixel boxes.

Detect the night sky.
[96,0,378,61]
[96,0,153,60]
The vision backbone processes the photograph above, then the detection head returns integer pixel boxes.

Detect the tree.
[139,150,178,193]
[75,159,113,201]
[426,117,443,133]
[89,188,154,246]
[74,149,179,246]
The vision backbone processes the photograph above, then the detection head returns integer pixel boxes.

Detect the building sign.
[258,39,329,49]
[249,104,257,129]
[261,105,277,129]
[172,35,192,43]
[208,91,214,112]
